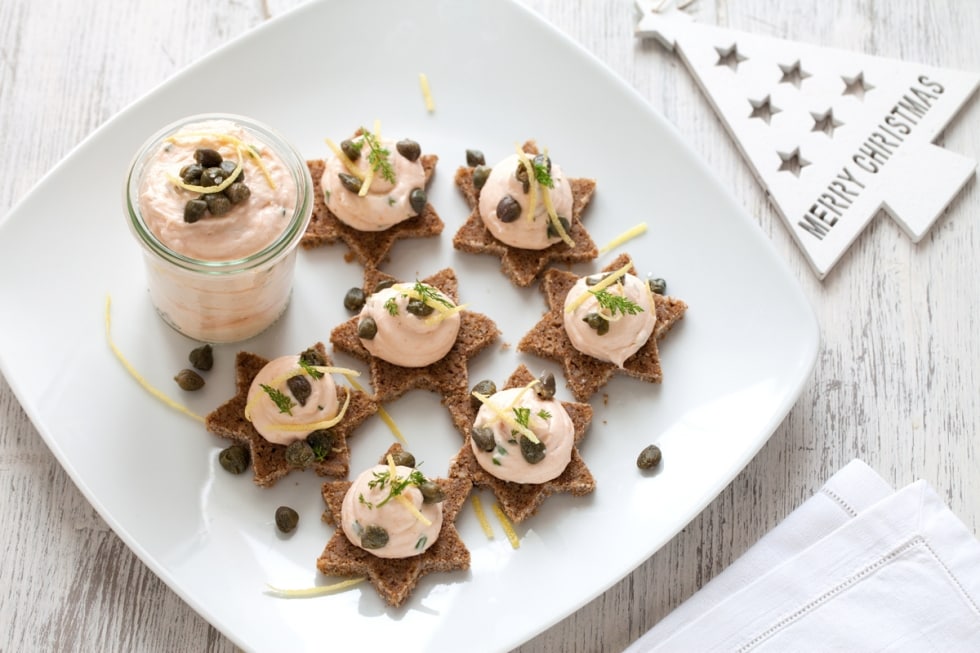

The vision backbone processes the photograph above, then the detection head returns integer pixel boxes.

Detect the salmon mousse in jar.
[124,114,313,343]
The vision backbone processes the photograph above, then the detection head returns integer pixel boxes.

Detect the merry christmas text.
[798,75,945,239]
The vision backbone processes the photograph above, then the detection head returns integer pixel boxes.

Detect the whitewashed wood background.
[1,0,978,651]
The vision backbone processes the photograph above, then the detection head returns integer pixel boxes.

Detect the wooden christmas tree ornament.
[635,1,980,279]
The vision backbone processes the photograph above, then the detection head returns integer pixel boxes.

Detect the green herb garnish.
[260,384,295,415]
[513,406,532,429]
[298,360,324,380]
[591,289,644,316]
[533,159,555,189]
[360,128,396,184]
[412,281,454,310]
[537,409,552,421]
[368,468,427,508]
[384,296,399,316]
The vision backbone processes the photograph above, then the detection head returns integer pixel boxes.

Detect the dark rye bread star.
[204,342,378,488]
[302,154,443,267]
[447,365,594,523]
[318,443,472,608]
[330,268,500,419]
[452,141,598,287]
[518,253,688,402]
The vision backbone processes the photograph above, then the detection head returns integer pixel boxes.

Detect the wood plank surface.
[1,1,977,651]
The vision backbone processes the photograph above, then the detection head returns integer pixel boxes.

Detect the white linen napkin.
[626,460,980,652]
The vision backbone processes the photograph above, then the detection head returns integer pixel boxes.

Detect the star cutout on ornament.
[777,60,811,88]
[842,72,874,100]
[330,267,500,413]
[748,95,781,124]
[777,148,811,177]
[715,43,747,71]
[810,108,844,137]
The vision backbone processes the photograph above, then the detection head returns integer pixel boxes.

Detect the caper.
[585,273,608,286]
[179,163,203,184]
[195,148,223,168]
[471,425,496,452]
[520,435,546,464]
[389,449,416,468]
[357,316,378,340]
[583,312,610,335]
[275,506,299,533]
[648,278,667,295]
[396,139,421,162]
[465,149,485,167]
[472,165,490,190]
[532,153,552,175]
[284,440,315,468]
[340,138,361,161]
[470,379,497,410]
[299,347,327,368]
[219,159,242,182]
[306,429,335,460]
[338,172,362,194]
[199,166,225,188]
[534,372,556,400]
[406,298,434,317]
[205,193,232,216]
[287,375,311,406]
[496,195,521,223]
[419,481,445,504]
[515,161,530,193]
[361,524,389,549]
[409,188,427,215]
[224,182,250,205]
[373,279,396,293]
[174,369,204,391]
[183,199,207,223]
[636,444,662,470]
[218,444,249,474]
[343,287,366,311]
[188,343,213,371]
[546,216,571,239]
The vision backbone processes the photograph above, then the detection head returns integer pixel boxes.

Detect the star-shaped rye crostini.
[447,365,594,523]
[205,342,378,488]
[518,253,687,402]
[302,153,443,268]
[318,443,472,608]
[452,141,598,287]
[330,268,500,421]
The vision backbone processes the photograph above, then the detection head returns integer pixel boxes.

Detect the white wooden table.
[2,1,977,651]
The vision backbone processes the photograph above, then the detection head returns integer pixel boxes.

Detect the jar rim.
[124,113,313,274]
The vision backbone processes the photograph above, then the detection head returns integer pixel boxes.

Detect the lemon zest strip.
[243,366,360,420]
[266,577,365,598]
[344,375,406,444]
[471,495,495,540]
[386,454,432,526]
[471,391,540,444]
[167,132,275,189]
[599,222,648,255]
[565,259,634,314]
[266,387,351,432]
[492,503,521,549]
[541,184,576,247]
[424,303,468,326]
[419,73,435,112]
[514,145,538,223]
[324,137,365,181]
[104,296,204,423]
[391,283,457,315]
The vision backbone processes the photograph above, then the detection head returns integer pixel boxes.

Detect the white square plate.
[0,1,818,651]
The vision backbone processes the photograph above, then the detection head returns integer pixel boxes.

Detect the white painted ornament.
[635,1,980,279]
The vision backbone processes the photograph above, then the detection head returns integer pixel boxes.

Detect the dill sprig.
[591,288,644,316]
[513,406,532,429]
[298,360,324,380]
[412,281,454,310]
[260,384,295,415]
[368,468,427,508]
[383,296,399,316]
[533,159,555,189]
[359,128,396,183]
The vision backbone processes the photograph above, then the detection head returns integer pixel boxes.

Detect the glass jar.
[124,114,312,343]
